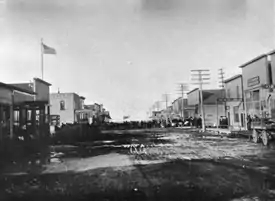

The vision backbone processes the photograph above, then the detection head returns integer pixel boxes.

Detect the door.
[241,113,245,127]
[227,112,230,127]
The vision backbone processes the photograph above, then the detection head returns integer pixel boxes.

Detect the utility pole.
[176,83,189,119]
[162,93,170,124]
[218,68,225,89]
[191,69,211,132]
[218,68,226,117]
[154,101,161,111]
[162,94,169,109]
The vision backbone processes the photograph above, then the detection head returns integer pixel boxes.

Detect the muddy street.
[1,128,275,201]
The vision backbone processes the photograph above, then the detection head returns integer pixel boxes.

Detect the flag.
[42,43,56,55]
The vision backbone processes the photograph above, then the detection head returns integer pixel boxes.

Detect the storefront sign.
[247,76,260,87]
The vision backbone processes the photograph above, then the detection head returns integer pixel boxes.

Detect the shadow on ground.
[0,130,174,175]
[0,158,274,201]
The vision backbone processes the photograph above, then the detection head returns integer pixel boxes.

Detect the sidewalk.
[206,127,252,137]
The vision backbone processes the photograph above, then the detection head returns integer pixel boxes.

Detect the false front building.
[187,88,225,127]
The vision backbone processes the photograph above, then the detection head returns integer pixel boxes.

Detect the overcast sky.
[0,0,274,121]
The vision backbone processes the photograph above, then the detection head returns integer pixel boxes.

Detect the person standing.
[247,114,252,130]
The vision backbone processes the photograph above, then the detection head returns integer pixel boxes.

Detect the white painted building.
[187,88,225,127]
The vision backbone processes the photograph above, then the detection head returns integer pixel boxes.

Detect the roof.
[239,54,267,68]
[267,49,275,56]
[34,78,52,86]
[0,82,36,95]
[9,83,33,92]
[187,88,199,95]
[51,92,80,97]
[224,74,242,83]
[172,97,187,104]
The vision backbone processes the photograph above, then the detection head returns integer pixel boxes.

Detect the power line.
[190,69,211,132]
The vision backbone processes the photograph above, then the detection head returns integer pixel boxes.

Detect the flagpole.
[41,38,44,80]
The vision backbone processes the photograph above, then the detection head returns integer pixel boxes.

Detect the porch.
[0,101,50,140]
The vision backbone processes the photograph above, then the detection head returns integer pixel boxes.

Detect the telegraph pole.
[162,94,169,109]
[218,68,225,89]
[191,69,210,132]
[162,93,170,124]
[218,68,226,117]
[176,83,189,119]
[154,101,161,111]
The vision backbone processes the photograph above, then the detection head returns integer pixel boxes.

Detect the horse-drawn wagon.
[251,118,275,146]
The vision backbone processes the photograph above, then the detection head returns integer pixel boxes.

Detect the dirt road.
[1,128,275,200]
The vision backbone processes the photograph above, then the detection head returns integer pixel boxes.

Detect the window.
[60,100,65,110]
[233,106,239,122]
[252,90,260,101]
[14,110,19,125]
[27,110,32,121]
[236,86,240,99]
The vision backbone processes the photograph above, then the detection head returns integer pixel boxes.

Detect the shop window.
[60,100,65,110]
[14,110,19,125]
[36,110,40,125]
[27,110,32,121]
[233,106,239,122]
[252,90,260,101]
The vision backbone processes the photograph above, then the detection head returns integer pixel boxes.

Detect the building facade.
[50,92,84,124]
[0,77,51,140]
[187,88,225,127]
[224,74,245,129]
[171,97,188,119]
[241,52,275,122]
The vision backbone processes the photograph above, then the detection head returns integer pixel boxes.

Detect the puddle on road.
[42,153,134,174]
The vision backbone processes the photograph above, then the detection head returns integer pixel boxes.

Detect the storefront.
[0,82,36,140]
[240,53,275,124]
[0,78,51,140]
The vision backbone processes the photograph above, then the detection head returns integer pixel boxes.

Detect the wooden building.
[0,78,51,140]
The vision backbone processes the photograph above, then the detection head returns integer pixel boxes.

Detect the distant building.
[151,111,162,121]
[50,92,85,124]
[75,103,111,124]
[187,88,225,127]
[171,97,188,119]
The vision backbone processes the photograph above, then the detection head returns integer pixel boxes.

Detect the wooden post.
[216,100,219,128]
[0,105,3,141]
[9,104,14,139]
[19,106,23,129]
[31,108,36,137]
